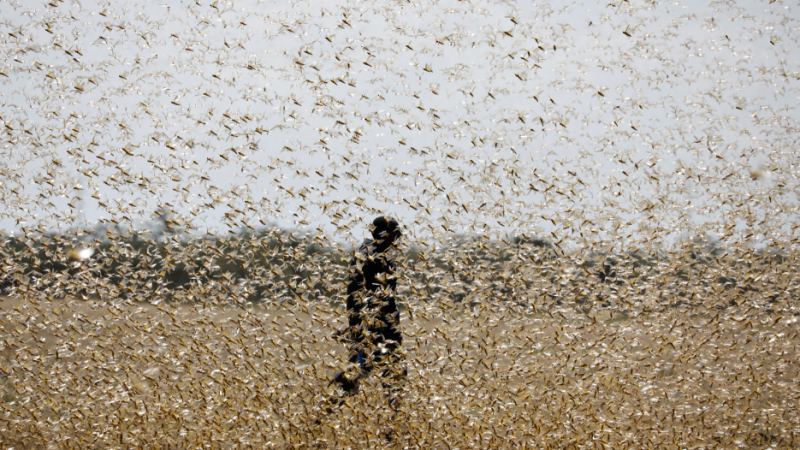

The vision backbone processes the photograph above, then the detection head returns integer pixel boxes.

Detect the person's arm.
[346,250,367,328]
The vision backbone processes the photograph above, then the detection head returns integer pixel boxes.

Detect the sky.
[0,0,798,251]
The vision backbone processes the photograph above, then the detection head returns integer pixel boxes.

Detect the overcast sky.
[0,0,797,250]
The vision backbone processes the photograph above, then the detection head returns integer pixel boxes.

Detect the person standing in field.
[328,216,405,407]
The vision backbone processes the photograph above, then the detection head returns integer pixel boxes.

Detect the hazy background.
[0,0,797,250]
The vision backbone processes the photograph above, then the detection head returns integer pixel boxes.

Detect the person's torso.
[350,239,396,293]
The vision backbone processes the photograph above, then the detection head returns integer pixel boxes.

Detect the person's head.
[371,216,402,248]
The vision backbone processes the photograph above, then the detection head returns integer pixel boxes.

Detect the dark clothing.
[345,239,402,348]
[326,238,405,407]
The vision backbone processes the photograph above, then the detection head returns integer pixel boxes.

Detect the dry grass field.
[2,287,798,449]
